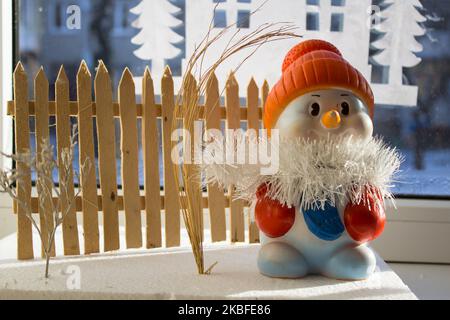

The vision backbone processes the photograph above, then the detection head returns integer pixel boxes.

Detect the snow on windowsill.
[0,227,417,300]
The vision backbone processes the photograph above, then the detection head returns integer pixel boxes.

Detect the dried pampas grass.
[171,2,300,275]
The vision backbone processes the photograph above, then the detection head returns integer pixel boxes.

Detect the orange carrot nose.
[321,110,341,129]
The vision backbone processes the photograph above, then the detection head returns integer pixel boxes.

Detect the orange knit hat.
[264,40,374,134]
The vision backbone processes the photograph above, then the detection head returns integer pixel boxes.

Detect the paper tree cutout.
[131,0,183,76]
[372,0,426,85]
[129,0,428,107]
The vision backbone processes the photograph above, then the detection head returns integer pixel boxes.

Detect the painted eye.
[310,102,321,117]
[341,102,350,116]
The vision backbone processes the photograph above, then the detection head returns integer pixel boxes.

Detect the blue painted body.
[303,204,344,242]
[256,202,377,280]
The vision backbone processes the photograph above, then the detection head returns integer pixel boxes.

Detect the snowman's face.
[274,89,373,141]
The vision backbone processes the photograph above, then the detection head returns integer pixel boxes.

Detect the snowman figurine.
[255,39,386,280]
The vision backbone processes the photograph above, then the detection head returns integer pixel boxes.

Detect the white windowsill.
[0,245,417,300]
[1,0,449,266]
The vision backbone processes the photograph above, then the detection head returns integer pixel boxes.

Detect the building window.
[114,0,134,33]
[54,1,63,29]
[306,12,320,31]
[331,0,345,6]
[330,13,344,32]
[307,0,319,6]
[237,10,250,28]
[214,10,227,28]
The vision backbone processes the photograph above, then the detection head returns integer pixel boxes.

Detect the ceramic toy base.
[258,242,376,280]
[258,206,377,281]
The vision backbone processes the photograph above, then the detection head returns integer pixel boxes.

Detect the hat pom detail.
[282,39,342,73]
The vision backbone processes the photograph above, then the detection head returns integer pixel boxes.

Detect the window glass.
[237,10,251,28]
[306,12,320,31]
[15,0,450,197]
[214,10,227,28]
[330,13,344,32]
[331,0,345,7]
[307,0,320,6]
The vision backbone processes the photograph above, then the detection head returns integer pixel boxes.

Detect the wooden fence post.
[34,67,56,257]
[77,61,100,254]
[119,68,143,249]
[55,66,80,256]
[142,67,162,249]
[14,62,34,260]
[205,73,226,242]
[261,80,269,111]
[225,73,245,243]
[161,66,180,247]
[247,78,260,244]
[95,61,120,252]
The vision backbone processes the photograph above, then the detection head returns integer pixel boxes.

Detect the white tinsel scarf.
[201,136,403,210]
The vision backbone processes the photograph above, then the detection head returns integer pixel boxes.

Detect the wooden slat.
[225,73,245,243]
[77,61,100,254]
[7,101,263,120]
[20,194,242,214]
[183,73,203,241]
[204,73,226,242]
[95,61,120,252]
[34,67,55,257]
[118,68,143,249]
[247,78,260,244]
[161,66,180,247]
[13,63,34,260]
[261,80,269,111]
[55,66,80,256]
[142,67,162,249]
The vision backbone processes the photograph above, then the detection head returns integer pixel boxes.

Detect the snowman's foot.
[257,242,309,279]
[323,245,376,280]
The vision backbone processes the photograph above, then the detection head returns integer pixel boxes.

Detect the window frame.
[3,0,450,264]
[0,0,14,171]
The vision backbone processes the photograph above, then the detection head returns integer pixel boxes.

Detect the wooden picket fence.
[7,61,269,260]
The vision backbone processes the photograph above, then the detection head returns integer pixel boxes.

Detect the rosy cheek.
[277,119,317,139]
[344,115,373,139]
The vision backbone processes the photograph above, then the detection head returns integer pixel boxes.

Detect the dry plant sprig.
[0,126,92,279]
[171,3,301,275]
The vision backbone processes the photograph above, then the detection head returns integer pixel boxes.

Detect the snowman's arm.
[254,184,296,238]
[344,187,386,243]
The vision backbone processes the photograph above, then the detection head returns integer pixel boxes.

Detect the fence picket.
[55,66,80,256]
[161,66,180,247]
[119,68,143,249]
[247,78,260,244]
[95,61,120,252]
[34,68,56,257]
[226,73,245,243]
[14,63,34,260]
[205,73,226,242]
[142,67,162,249]
[77,61,100,254]
[262,80,269,111]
